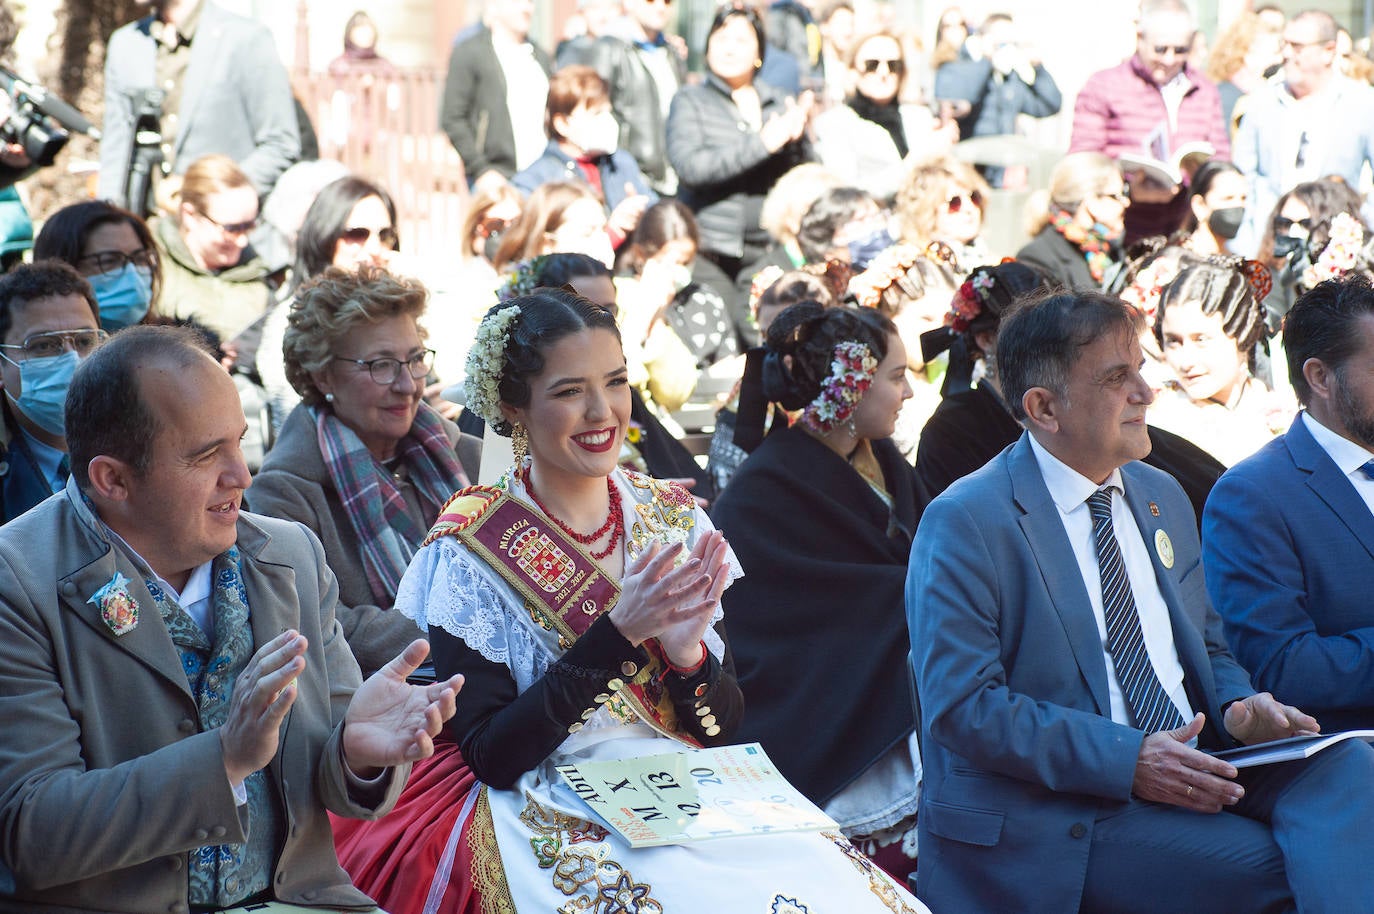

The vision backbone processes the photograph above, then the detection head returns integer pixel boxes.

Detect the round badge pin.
[1154,529,1174,569]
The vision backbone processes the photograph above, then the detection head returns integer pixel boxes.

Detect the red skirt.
[331,740,484,914]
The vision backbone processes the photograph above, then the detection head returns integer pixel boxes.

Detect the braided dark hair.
[761,303,895,409]
[1156,256,1268,359]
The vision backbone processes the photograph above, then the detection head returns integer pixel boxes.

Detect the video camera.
[0,66,99,168]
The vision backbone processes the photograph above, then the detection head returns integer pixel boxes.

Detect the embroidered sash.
[426,486,699,747]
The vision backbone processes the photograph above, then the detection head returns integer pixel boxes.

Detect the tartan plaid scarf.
[315,401,469,605]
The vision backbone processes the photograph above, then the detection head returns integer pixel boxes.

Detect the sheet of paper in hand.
[554,742,837,848]
[1212,729,1374,768]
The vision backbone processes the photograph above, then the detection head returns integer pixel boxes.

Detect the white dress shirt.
[492,31,550,172]
[1029,435,1196,729]
[1302,410,1374,516]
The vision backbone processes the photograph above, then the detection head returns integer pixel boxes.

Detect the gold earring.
[512,422,529,464]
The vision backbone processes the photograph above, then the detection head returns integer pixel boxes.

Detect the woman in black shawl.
[712,302,922,881]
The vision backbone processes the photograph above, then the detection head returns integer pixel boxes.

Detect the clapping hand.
[610,530,732,665]
[220,629,308,786]
[760,95,812,153]
[609,183,651,237]
[342,639,463,778]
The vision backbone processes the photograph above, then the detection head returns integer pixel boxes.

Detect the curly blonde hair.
[283,264,430,407]
[1206,12,1279,83]
[896,155,990,246]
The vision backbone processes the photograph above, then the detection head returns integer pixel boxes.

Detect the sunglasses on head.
[859,57,905,75]
[947,191,983,214]
[339,226,399,248]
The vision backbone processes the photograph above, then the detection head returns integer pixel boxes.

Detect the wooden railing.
[292,68,469,259]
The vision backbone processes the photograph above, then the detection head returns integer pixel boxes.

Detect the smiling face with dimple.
[112,352,252,592]
[501,327,632,489]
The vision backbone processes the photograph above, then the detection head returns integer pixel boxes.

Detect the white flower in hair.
[463,304,521,428]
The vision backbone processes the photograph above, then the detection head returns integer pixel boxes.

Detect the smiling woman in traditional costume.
[333,287,931,914]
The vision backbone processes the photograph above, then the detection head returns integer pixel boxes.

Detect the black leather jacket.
[667,74,813,260]
[587,35,684,188]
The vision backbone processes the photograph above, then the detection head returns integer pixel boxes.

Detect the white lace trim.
[395,472,742,684]
[397,537,556,690]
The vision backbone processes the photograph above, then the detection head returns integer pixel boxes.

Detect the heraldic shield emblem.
[510,526,576,593]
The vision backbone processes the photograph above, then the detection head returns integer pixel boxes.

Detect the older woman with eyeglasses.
[155,154,274,348]
[248,265,480,676]
[258,174,403,434]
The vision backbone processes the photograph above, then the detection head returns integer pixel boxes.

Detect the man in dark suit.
[907,289,1374,913]
[99,0,301,207]
[1204,275,1374,732]
[0,325,462,912]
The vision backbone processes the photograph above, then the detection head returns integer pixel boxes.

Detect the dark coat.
[247,405,482,677]
[915,381,1225,526]
[934,58,1062,139]
[511,141,656,214]
[712,424,920,803]
[1016,224,1105,292]
[587,36,685,187]
[667,74,813,260]
[439,27,553,181]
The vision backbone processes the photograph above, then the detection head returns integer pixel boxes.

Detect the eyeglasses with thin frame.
[947,191,984,214]
[859,57,905,75]
[338,226,399,249]
[75,247,156,276]
[194,208,258,237]
[333,349,435,385]
[0,329,109,361]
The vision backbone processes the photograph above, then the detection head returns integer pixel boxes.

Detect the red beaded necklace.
[520,467,625,560]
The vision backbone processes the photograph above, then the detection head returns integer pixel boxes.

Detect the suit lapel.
[1288,417,1374,562]
[1008,437,1113,717]
[237,520,300,651]
[61,540,194,703]
[237,519,303,770]
[172,7,224,162]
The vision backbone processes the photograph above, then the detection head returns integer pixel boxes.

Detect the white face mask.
[568,110,621,157]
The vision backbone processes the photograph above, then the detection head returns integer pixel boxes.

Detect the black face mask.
[1207,206,1245,240]
[846,226,896,272]
[1273,233,1306,260]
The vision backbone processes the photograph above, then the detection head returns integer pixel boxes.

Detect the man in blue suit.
[907,289,1374,913]
[1204,275,1374,733]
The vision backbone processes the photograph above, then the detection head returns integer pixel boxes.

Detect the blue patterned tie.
[1086,488,1188,734]
[1359,459,1374,481]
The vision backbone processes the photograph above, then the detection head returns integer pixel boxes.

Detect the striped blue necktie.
[1087,487,1188,734]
